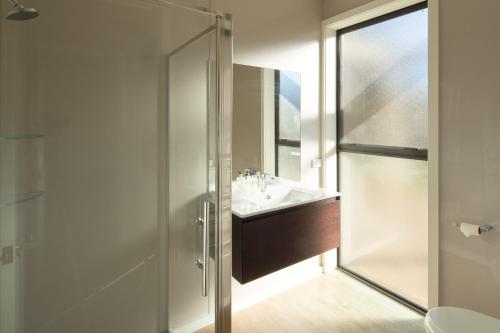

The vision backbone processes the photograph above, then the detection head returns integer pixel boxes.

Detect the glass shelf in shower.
[0,134,45,141]
[0,191,45,208]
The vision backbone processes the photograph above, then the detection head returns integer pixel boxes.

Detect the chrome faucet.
[259,173,271,192]
[242,168,258,179]
[236,169,273,192]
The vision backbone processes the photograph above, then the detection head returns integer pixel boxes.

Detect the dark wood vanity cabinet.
[232,197,340,284]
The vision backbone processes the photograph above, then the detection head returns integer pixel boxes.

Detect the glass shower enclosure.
[0,1,232,332]
[166,11,233,333]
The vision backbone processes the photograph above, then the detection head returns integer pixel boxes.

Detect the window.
[338,2,428,156]
[337,2,429,309]
[275,70,301,181]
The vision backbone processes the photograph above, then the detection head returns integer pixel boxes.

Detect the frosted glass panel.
[339,8,428,149]
[168,30,218,332]
[340,152,428,307]
[278,146,301,182]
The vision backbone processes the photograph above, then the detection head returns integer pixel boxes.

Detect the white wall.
[438,0,500,318]
[323,0,500,319]
[211,0,325,311]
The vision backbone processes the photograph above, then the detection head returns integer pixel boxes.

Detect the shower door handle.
[195,200,210,297]
[201,200,209,297]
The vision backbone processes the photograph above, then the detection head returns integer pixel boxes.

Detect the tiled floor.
[197,270,425,333]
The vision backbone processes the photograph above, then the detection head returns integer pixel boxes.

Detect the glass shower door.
[0,0,232,332]
[167,15,232,333]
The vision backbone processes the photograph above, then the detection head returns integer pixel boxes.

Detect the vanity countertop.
[232,177,341,219]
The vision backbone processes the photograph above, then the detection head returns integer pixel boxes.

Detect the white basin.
[232,177,340,218]
[281,189,319,203]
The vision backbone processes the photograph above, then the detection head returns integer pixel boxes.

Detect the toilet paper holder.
[452,222,494,234]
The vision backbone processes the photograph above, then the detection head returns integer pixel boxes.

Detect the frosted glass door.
[337,3,428,309]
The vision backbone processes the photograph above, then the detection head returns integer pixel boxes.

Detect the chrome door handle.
[201,200,209,297]
[195,200,210,297]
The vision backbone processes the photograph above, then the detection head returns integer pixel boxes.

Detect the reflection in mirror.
[233,64,301,181]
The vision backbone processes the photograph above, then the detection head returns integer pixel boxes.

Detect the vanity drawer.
[232,197,340,284]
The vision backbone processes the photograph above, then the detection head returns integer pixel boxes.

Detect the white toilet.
[425,307,500,333]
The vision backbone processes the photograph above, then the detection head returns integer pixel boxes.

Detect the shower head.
[6,0,39,21]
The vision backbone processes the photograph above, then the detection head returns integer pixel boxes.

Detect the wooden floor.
[197,270,425,333]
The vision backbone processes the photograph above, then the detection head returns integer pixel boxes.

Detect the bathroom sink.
[279,189,319,204]
[231,176,342,284]
[232,191,341,284]
[232,177,340,218]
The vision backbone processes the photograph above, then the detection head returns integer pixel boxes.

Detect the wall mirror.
[233,64,301,181]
